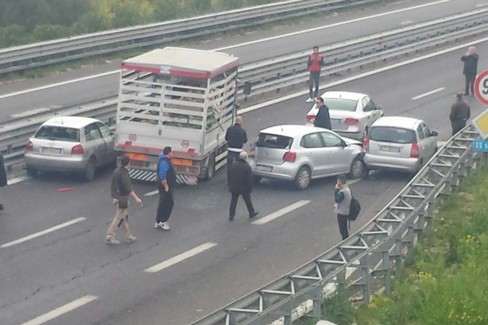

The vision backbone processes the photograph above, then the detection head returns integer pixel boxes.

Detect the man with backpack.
[334,174,352,240]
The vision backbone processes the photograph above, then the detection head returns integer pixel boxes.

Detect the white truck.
[114,47,239,185]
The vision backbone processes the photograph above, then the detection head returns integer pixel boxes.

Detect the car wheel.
[26,167,37,177]
[84,158,96,181]
[252,175,262,185]
[295,166,311,190]
[349,157,366,179]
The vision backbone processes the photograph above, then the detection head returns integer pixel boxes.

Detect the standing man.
[225,115,247,184]
[334,174,352,240]
[228,151,258,221]
[461,46,478,96]
[306,46,325,103]
[155,146,176,231]
[450,93,471,136]
[313,97,332,130]
[106,156,141,245]
[0,153,7,211]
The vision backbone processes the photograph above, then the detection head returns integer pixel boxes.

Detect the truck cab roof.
[121,47,239,78]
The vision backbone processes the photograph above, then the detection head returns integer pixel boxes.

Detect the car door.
[420,122,437,159]
[300,132,329,176]
[95,122,116,165]
[84,123,107,166]
[362,96,382,132]
[319,131,352,175]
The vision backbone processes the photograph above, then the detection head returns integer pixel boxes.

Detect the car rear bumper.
[364,154,420,172]
[249,161,297,181]
[25,153,87,172]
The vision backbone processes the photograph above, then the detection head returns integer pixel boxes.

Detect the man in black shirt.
[461,46,479,96]
[313,97,332,130]
[225,116,248,183]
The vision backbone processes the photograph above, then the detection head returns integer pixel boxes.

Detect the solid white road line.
[215,0,450,51]
[20,295,98,325]
[144,242,218,273]
[0,217,86,248]
[144,189,159,197]
[252,200,310,225]
[0,1,450,100]
[411,87,445,100]
[238,35,488,115]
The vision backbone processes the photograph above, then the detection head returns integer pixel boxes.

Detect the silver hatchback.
[363,116,438,174]
[24,116,116,181]
[249,125,366,190]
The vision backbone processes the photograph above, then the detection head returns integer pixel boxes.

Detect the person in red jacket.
[306,46,325,103]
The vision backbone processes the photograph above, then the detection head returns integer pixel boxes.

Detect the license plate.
[256,165,272,172]
[379,145,400,153]
[171,158,193,166]
[41,147,62,154]
[127,153,148,161]
[331,118,341,124]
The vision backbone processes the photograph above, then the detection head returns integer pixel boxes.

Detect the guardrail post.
[6,144,13,173]
[404,218,415,263]
[391,231,403,277]
[360,255,371,304]
[311,285,323,319]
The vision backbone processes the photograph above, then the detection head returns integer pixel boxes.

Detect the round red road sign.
[474,70,488,106]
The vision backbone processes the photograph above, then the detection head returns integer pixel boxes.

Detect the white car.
[25,116,116,181]
[363,116,438,174]
[249,125,366,190]
[306,91,383,140]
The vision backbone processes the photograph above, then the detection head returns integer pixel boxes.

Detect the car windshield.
[369,127,417,144]
[256,133,292,149]
[323,98,357,112]
[35,126,80,142]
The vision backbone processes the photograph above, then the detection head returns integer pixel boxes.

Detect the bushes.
[0,0,284,48]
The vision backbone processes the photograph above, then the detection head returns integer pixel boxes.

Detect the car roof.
[321,91,366,101]
[41,116,100,129]
[259,124,327,137]
[371,116,422,130]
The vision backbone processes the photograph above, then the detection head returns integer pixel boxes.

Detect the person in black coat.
[225,115,248,183]
[228,151,258,221]
[313,97,332,130]
[0,153,8,210]
[461,46,479,96]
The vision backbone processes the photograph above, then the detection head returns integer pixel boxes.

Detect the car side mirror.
[430,131,438,137]
[376,105,383,110]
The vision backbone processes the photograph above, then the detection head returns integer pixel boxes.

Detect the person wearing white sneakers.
[106,156,142,245]
[155,146,176,231]
[306,45,325,103]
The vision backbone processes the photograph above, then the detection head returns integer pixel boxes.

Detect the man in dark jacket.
[225,116,248,183]
[450,93,471,136]
[461,46,479,96]
[313,97,332,130]
[228,151,258,221]
[155,146,177,231]
[0,153,7,211]
[106,156,142,244]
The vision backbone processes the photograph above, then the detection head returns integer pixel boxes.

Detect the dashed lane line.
[20,295,98,325]
[411,87,445,100]
[252,200,310,225]
[144,242,218,273]
[0,217,86,248]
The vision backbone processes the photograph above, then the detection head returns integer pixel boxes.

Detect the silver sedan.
[306,91,383,140]
[24,116,116,181]
[248,124,366,190]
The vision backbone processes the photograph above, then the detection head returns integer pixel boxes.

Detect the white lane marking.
[1,217,86,248]
[252,200,310,225]
[20,295,98,325]
[144,189,159,197]
[0,71,116,100]
[215,0,450,51]
[144,242,217,273]
[400,20,414,25]
[238,35,488,115]
[0,0,449,100]
[411,87,445,100]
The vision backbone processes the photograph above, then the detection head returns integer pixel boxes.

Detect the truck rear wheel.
[201,154,216,181]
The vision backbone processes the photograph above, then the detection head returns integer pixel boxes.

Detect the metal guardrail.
[0,0,379,75]
[1,8,487,173]
[189,124,482,324]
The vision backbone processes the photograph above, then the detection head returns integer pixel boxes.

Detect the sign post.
[474,70,488,106]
